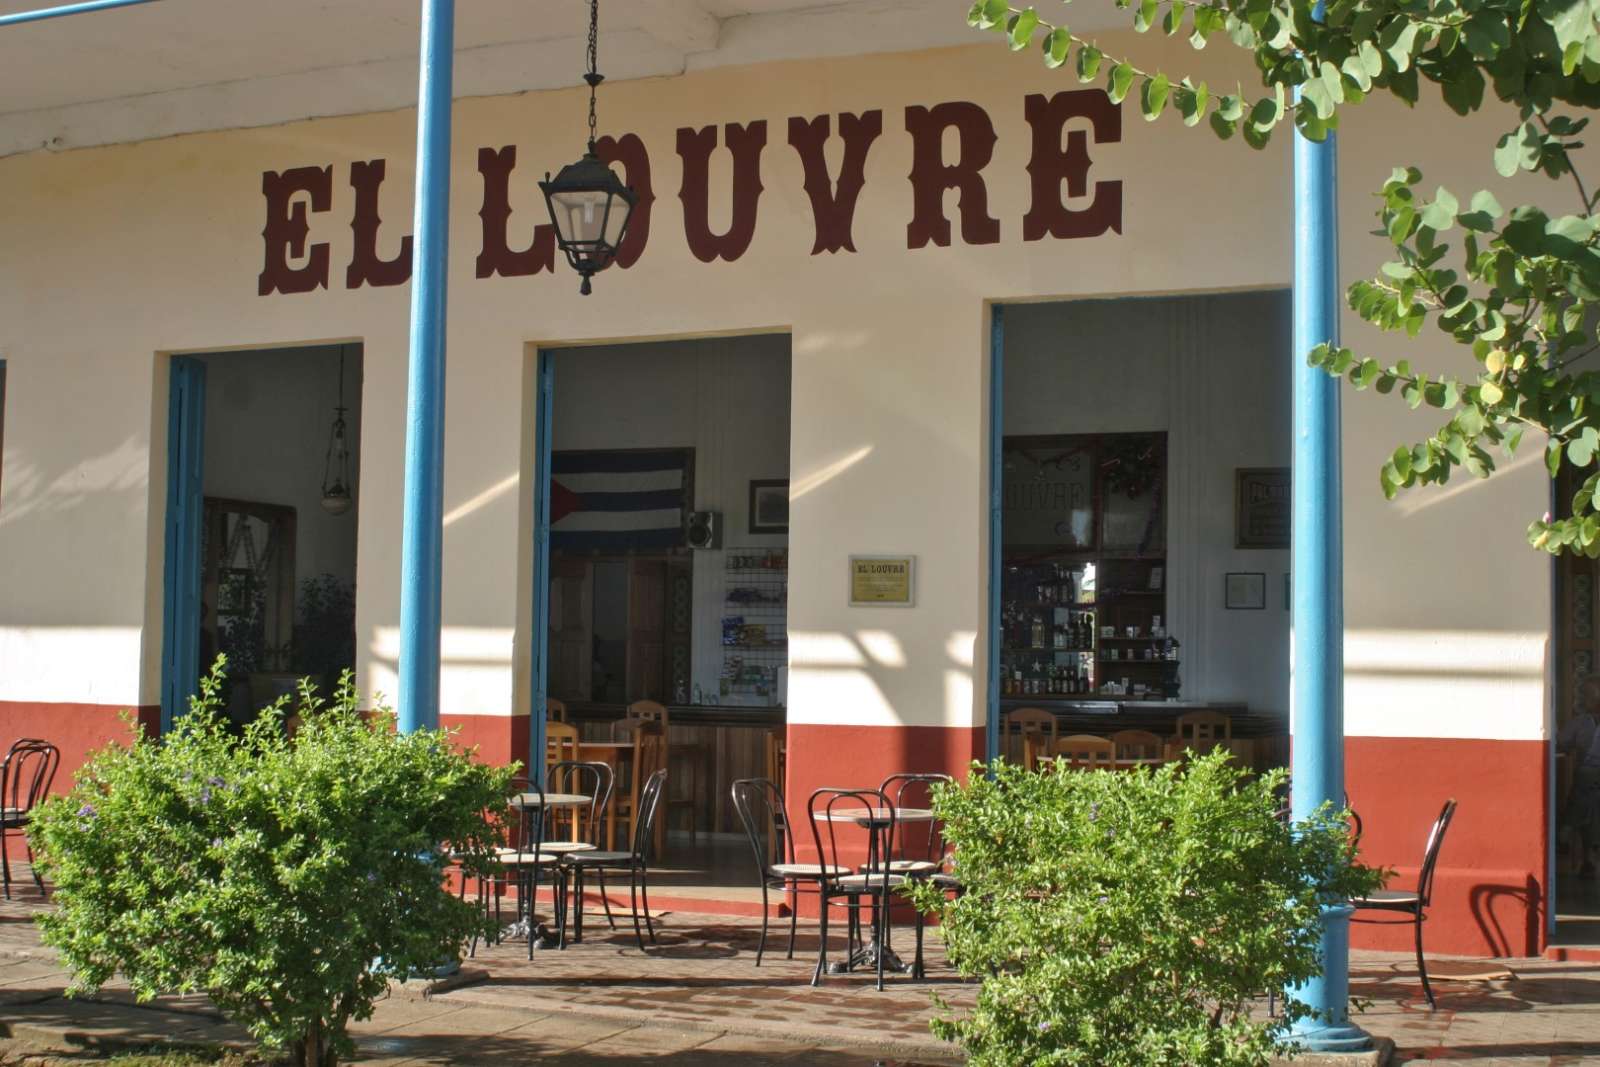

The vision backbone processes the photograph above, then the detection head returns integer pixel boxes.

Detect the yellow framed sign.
[849,555,915,607]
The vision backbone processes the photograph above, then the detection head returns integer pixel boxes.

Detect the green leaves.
[1043,26,1072,68]
[1109,60,1137,103]
[909,754,1385,1066]
[1008,6,1039,50]
[1142,72,1172,118]
[31,659,516,1063]
[969,0,1600,553]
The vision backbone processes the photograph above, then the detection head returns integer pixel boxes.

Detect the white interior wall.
[1004,290,1292,714]
[549,334,791,704]
[199,345,362,596]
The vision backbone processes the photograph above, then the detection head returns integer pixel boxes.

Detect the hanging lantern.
[320,345,353,516]
[541,0,635,295]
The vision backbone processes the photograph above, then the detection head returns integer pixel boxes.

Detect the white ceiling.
[0,0,1027,158]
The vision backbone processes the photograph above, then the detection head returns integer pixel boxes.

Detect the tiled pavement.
[5,876,1600,1064]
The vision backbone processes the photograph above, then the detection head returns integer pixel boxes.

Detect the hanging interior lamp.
[541,0,637,295]
[320,344,353,516]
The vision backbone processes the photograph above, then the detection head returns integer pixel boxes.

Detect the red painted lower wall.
[0,701,159,793]
[439,713,528,773]
[1345,736,1547,958]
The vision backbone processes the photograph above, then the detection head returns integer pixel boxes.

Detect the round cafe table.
[816,806,935,975]
[505,792,592,949]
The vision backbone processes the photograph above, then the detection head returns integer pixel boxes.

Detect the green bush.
[907,752,1386,1067]
[30,659,514,1067]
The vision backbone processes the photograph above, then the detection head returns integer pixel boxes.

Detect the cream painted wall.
[549,335,791,703]
[1004,290,1293,716]
[0,35,1556,739]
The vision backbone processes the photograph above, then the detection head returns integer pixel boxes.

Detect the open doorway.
[161,344,363,730]
[991,292,1293,771]
[539,333,791,905]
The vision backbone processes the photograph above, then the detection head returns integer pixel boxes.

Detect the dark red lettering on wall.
[787,111,883,255]
[346,159,414,288]
[1023,91,1123,241]
[475,146,555,278]
[593,133,654,269]
[677,121,766,263]
[258,165,332,296]
[904,102,1000,249]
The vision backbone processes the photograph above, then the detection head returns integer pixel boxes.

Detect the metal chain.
[587,0,599,151]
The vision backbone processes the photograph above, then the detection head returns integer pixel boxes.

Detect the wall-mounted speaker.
[686,510,720,550]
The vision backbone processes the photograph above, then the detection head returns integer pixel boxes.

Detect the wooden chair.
[1172,710,1233,757]
[546,720,580,774]
[612,722,668,857]
[763,728,788,865]
[1110,729,1165,765]
[1054,734,1114,770]
[1005,707,1058,769]
[630,699,703,849]
[545,697,568,723]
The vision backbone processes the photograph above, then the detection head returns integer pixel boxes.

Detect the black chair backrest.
[548,760,614,844]
[632,768,669,862]
[807,787,894,881]
[3,740,59,816]
[1416,798,1457,906]
[880,772,950,865]
[731,777,793,876]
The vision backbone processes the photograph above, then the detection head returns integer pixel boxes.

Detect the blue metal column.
[529,352,555,789]
[397,0,454,735]
[1288,103,1371,1051]
[0,0,159,28]
[986,305,1005,766]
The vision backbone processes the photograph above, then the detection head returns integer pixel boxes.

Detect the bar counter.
[999,698,1285,739]
[563,702,783,834]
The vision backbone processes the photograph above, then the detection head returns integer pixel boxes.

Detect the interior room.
[998,291,1293,770]
[193,344,362,727]
[543,333,791,903]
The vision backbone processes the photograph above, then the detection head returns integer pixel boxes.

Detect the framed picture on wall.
[1225,572,1267,610]
[749,479,790,534]
[1235,467,1291,549]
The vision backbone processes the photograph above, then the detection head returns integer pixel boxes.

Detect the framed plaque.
[849,555,915,607]
[1235,467,1290,549]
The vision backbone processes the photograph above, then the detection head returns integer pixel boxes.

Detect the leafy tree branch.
[974,0,1600,552]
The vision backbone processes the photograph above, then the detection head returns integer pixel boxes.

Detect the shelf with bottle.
[724,548,788,573]
[1002,645,1096,654]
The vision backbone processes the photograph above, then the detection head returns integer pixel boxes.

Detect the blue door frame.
[528,350,555,789]
[986,305,1005,766]
[160,355,206,731]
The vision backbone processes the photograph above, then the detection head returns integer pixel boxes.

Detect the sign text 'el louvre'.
[258,90,1121,296]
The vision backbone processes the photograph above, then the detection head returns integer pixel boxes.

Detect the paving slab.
[7,888,1600,1064]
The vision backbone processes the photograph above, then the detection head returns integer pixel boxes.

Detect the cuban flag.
[549,449,690,551]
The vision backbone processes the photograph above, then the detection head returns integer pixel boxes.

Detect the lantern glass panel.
[552,188,612,246]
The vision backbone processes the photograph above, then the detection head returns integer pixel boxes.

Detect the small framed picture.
[1225,572,1267,610]
[748,479,790,535]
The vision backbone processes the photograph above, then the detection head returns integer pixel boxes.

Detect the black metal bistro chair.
[1351,798,1457,1009]
[807,786,912,991]
[731,777,848,965]
[875,772,956,978]
[543,760,616,934]
[1,739,59,900]
[561,768,667,950]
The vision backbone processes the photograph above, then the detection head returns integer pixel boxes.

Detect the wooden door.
[548,556,593,701]
[628,559,667,702]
